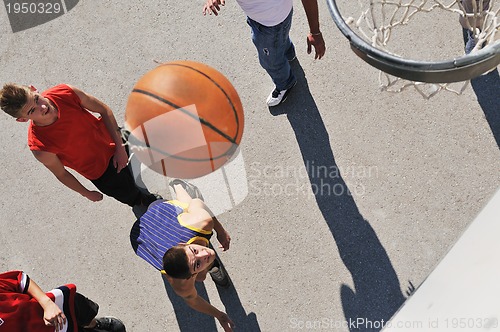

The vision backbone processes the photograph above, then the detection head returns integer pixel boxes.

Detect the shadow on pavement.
[270,60,406,331]
[162,278,217,331]
[216,284,261,332]
[470,69,500,149]
[461,30,500,149]
[162,269,261,332]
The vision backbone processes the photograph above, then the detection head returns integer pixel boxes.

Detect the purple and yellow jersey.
[130,200,213,270]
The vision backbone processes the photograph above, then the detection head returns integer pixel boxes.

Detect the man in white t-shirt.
[203,0,326,107]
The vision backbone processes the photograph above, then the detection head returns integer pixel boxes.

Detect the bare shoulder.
[180,199,214,231]
[179,211,213,232]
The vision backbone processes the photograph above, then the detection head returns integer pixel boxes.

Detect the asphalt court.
[0,1,499,331]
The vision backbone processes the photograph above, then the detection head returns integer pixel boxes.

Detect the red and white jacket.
[0,270,78,332]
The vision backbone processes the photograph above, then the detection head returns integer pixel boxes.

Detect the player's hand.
[113,145,129,173]
[84,190,103,202]
[216,312,235,332]
[43,301,66,331]
[217,230,231,251]
[307,32,326,59]
[203,0,225,16]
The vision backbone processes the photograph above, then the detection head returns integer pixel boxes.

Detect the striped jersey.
[130,200,213,270]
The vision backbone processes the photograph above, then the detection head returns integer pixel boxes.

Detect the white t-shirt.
[236,0,293,27]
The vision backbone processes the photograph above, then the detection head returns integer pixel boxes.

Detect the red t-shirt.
[28,84,115,180]
[0,270,77,332]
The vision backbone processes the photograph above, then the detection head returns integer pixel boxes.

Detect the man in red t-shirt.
[0,83,158,207]
[0,270,125,331]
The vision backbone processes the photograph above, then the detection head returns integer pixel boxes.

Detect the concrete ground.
[0,1,498,331]
[384,189,500,332]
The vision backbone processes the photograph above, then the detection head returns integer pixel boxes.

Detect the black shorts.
[91,157,142,206]
[74,292,99,330]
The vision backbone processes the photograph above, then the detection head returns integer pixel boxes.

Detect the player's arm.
[26,277,67,330]
[213,217,231,251]
[203,0,225,16]
[181,196,231,250]
[68,85,128,173]
[184,198,231,251]
[176,286,234,331]
[32,150,103,202]
[301,0,326,59]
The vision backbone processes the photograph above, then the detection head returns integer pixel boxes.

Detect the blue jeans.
[247,9,296,91]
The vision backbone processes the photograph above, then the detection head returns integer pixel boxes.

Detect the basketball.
[125,61,244,179]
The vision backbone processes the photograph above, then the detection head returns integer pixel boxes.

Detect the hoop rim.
[326,0,500,83]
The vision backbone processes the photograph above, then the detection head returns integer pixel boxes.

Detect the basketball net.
[346,0,499,99]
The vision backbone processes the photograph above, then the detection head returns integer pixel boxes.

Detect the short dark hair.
[163,244,191,279]
[0,83,30,118]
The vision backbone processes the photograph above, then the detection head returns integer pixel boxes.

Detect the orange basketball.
[125,61,244,179]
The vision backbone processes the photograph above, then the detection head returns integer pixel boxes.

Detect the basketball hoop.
[327,0,499,98]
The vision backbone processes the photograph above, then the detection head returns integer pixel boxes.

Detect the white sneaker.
[266,81,297,107]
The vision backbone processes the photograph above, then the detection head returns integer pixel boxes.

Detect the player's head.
[0,83,31,118]
[0,83,56,123]
[162,243,215,279]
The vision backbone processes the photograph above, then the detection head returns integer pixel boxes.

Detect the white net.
[344,0,499,98]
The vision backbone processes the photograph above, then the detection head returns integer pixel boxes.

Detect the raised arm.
[185,197,231,251]
[172,181,231,250]
[32,150,103,202]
